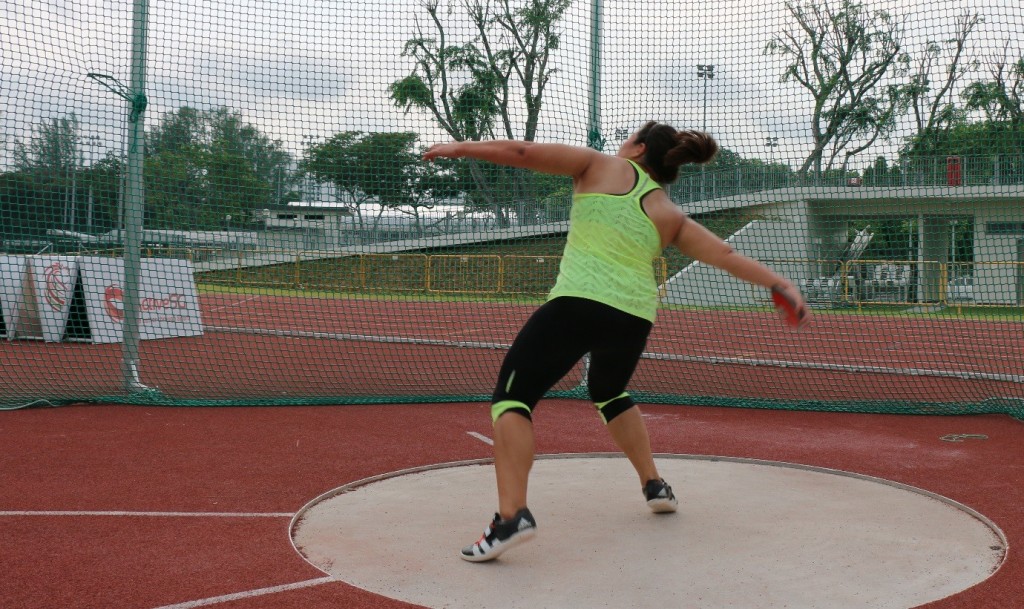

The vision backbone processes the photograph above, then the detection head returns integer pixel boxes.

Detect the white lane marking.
[0,511,293,517]
[466,431,494,446]
[208,295,261,312]
[149,576,335,609]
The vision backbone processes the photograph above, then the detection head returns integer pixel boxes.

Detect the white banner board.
[0,255,28,339]
[77,257,204,344]
[27,256,80,342]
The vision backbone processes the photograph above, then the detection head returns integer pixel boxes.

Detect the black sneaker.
[644,478,678,513]
[460,507,537,562]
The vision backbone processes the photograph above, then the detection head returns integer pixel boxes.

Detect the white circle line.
[0,511,294,518]
[288,452,1009,580]
[147,576,335,609]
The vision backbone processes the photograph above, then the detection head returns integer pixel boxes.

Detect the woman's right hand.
[422,142,462,161]
[771,281,810,328]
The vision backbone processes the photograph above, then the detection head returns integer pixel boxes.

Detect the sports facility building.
[663,184,1024,307]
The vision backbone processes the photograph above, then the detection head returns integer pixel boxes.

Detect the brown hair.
[634,121,719,184]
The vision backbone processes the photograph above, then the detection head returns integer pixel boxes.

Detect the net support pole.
[586,0,603,150]
[121,0,151,393]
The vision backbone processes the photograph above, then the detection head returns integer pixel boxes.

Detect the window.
[986,222,1024,235]
[304,214,325,220]
[277,214,297,220]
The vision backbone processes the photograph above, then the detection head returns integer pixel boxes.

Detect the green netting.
[2,0,1023,417]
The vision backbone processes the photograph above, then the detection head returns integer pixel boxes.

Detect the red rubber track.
[2,294,1021,405]
[0,402,1020,609]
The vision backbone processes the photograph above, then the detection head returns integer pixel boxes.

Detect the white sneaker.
[460,508,537,562]
[644,478,679,513]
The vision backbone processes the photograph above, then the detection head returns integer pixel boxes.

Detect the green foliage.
[3,115,123,237]
[390,0,569,226]
[12,115,80,174]
[147,107,205,157]
[962,54,1024,124]
[903,121,1024,158]
[83,152,125,231]
[144,149,203,229]
[901,12,979,134]
[300,131,461,225]
[766,0,909,176]
[861,156,902,186]
[143,107,294,229]
[389,75,434,112]
[673,148,798,198]
[0,171,61,240]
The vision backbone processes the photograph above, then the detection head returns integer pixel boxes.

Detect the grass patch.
[196,282,547,305]
[198,282,1023,321]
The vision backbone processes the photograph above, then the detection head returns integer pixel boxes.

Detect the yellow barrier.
[189,251,1024,310]
[779,258,1024,310]
[193,251,673,297]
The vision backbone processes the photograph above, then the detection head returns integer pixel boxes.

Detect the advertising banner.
[27,256,80,342]
[77,257,204,344]
[0,255,28,339]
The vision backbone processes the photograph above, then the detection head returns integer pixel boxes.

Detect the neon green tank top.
[547,160,663,322]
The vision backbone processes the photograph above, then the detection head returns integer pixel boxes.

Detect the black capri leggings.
[491,296,652,423]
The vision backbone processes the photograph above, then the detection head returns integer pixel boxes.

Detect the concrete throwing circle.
[291,454,1006,609]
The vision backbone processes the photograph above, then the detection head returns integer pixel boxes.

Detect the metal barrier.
[193,251,671,297]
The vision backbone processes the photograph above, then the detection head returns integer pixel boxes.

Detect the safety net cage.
[1,0,1023,417]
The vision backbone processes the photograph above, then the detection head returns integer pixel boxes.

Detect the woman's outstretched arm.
[423,140,600,179]
[672,215,808,324]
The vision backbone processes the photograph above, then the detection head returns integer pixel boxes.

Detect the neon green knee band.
[491,400,531,424]
[594,391,630,410]
[594,391,631,424]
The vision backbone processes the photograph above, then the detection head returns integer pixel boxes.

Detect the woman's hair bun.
[665,130,719,166]
[637,122,719,184]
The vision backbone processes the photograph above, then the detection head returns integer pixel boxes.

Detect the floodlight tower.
[587,0,604,150]
[697,64,715,200]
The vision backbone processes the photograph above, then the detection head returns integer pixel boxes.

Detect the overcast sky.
[2,0,1021,172]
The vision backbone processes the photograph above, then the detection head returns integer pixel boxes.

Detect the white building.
[662,185,1024,307]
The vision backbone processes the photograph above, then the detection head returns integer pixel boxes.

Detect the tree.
[12,115,80,175]
[3,115,127,240]
[902,43,1024,187]
[84,152,125,232]
[206,108,294,204]
[301,131,459,237]
[765,0,909,178]
[389,0,570,226]
[900,120,1024,186]
[204,139,271,229]
[861,155,901,186]
[300,131,377,233]
[672,148,797,199]
[147,107,205,157]
[903,11,979,135]
[962,44,1024,125]
[0,171,61,241]
[144,107,293,229]
[145,149,206,230]
[10,115,89,234]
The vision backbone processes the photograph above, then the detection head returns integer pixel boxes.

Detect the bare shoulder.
[573,154,636,193]
[641,191,687,248]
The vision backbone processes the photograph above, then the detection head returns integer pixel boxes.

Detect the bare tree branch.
[906,11,980,134]
[766,0,908,177]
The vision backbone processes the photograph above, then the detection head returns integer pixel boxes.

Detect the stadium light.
[765,136,779,164]
[697,64,715,200]
[696,64,715,132]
